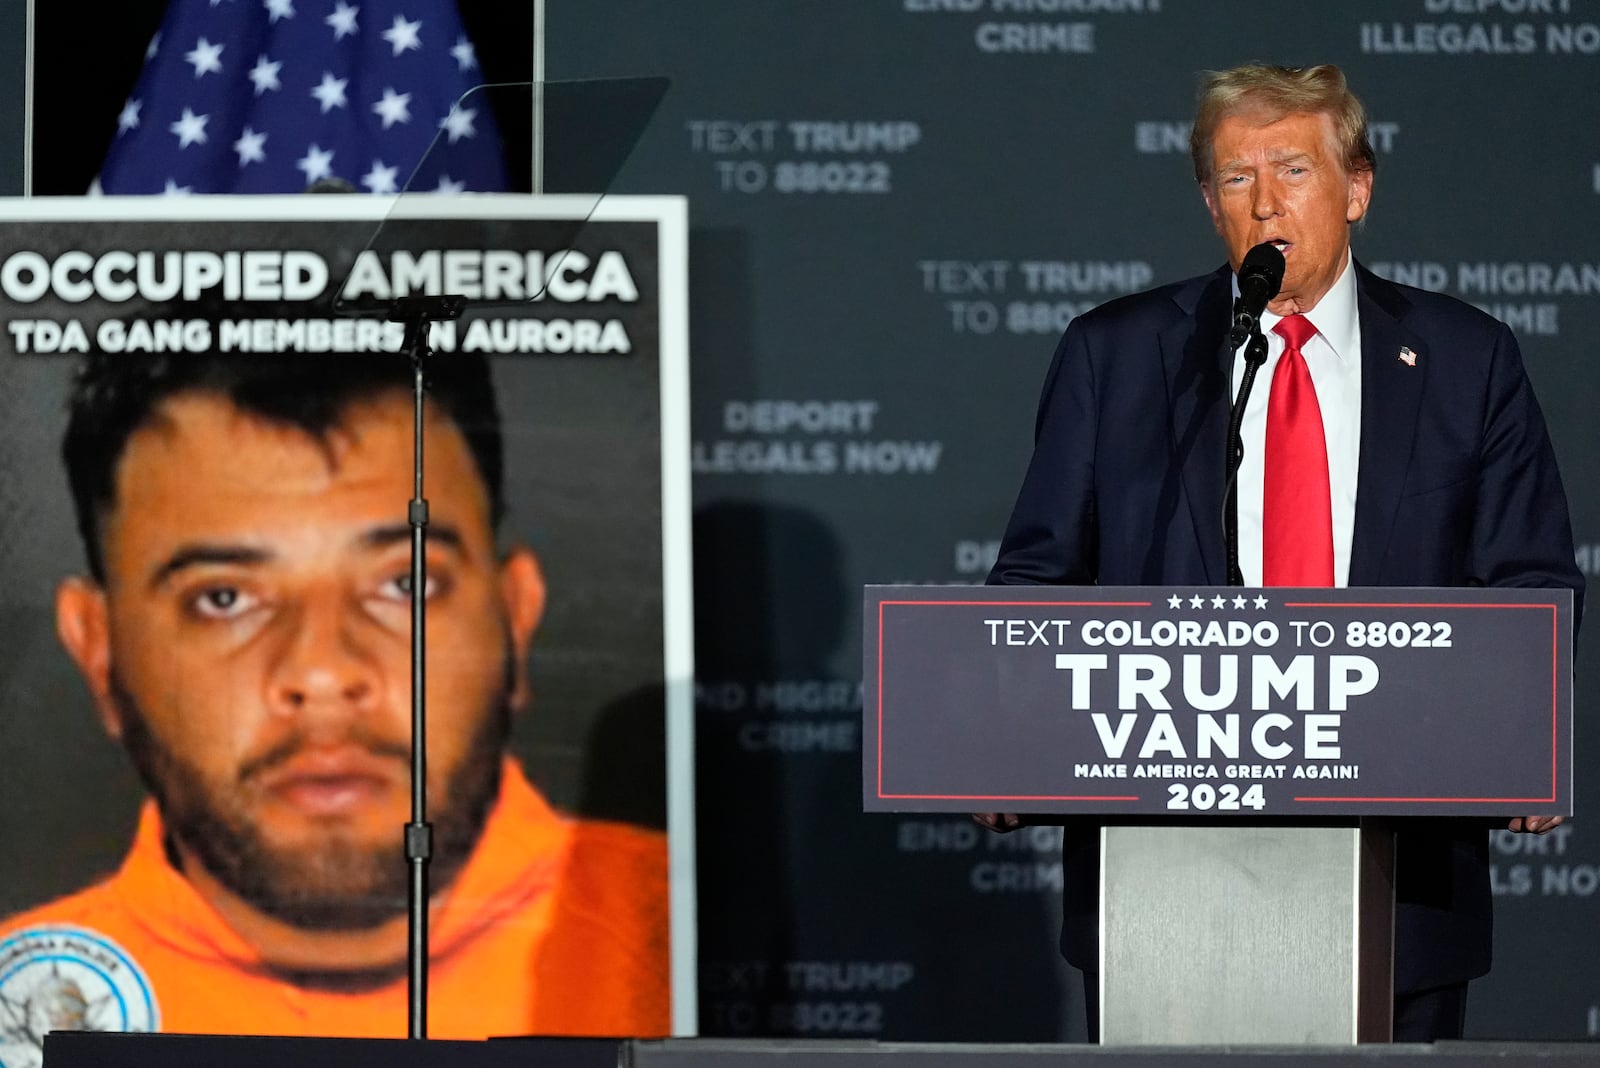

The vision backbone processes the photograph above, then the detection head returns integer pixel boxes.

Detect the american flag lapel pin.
[1398,346,1418,367]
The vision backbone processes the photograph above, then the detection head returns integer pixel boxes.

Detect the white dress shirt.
[1230,250,1362,587]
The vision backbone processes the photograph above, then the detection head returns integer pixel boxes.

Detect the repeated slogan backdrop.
[5,0,1600,1048]
[544,0,1600,1045]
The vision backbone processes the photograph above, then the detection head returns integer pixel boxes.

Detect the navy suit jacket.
[989,261,1584,993]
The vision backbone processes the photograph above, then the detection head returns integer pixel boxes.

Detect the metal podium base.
[1100,822,1395,1045]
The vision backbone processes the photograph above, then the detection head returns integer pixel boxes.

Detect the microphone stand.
[1223,325,1269,587]
[388,294,467,1040]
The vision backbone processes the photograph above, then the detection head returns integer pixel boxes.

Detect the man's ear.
[1346,166,1374,224]
[499,547,546,712]
[56,577,123,741]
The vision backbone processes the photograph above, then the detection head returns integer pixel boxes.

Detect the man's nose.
[1251,177,1284,220]
[267,593,381,721]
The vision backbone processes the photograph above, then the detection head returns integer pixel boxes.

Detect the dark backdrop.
[27,0,1600,1046]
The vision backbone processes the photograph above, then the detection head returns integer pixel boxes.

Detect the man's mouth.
[255,748,401,816]
[1266,238,1292,255]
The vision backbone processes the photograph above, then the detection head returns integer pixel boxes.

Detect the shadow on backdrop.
[692,500,1072,1041]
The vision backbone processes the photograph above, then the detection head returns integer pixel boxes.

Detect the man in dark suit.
[978,64,1583,1042]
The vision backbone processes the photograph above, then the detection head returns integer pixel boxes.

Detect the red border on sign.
[1280,602,1560,805]
[873,597,1565,810]
[875,599,1149,803]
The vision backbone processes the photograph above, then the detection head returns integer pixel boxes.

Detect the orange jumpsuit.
[0,759,669,1040]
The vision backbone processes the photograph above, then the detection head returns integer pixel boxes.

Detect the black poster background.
[0,0,24,195]
[543,0,1600,1045]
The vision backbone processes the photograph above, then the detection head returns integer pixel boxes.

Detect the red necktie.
[1262,314,1334,587]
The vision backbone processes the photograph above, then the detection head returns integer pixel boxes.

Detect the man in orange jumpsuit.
[0,352,668,1053]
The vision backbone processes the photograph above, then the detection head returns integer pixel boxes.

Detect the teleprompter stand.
[390,294,466,1040]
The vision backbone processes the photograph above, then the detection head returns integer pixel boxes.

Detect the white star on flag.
[233,126,267,165]
[162,178,194,196]
[170,108,209,147]
[117,99,143,134]
[382,14,422,56]
[372,87,411,129]
[440,103,476,142]
[99,0,505,195]
[361,159,400,194]
[248,55,282,94]
[326,1,359,39]
[296,143,335,183]
[185,37,224,77]
[310,72,349,113]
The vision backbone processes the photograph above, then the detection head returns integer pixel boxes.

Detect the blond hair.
[1190,64,1376,186]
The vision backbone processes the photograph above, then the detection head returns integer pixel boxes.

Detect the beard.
[111,660,513,933]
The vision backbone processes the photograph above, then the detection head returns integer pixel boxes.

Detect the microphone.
[1227,242,1286,349]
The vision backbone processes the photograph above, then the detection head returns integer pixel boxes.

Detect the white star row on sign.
[1166,594,1271,610]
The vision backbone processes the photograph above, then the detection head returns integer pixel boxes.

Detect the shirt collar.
[1254,249,1359,363]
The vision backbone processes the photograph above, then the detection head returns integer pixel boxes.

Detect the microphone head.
[1240,242,1286,298]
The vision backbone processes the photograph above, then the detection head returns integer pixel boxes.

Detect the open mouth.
[1267,238,1292,254]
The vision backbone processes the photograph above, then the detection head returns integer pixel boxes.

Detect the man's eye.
[381,573,439,601]
[191,586,257,619]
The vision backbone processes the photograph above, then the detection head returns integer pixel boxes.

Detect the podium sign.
[864,585,1573,817]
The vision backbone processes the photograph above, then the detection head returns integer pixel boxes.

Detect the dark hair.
[63,352,504,582]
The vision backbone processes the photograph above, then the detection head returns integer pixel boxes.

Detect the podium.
[1099,820,1393,1043]
[864,585,1574,1045]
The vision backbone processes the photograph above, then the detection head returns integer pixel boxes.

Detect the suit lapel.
[1349,266,1426,585]
[1161,268,1234,584]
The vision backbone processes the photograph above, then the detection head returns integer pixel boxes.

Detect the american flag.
[98,0,506,195]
